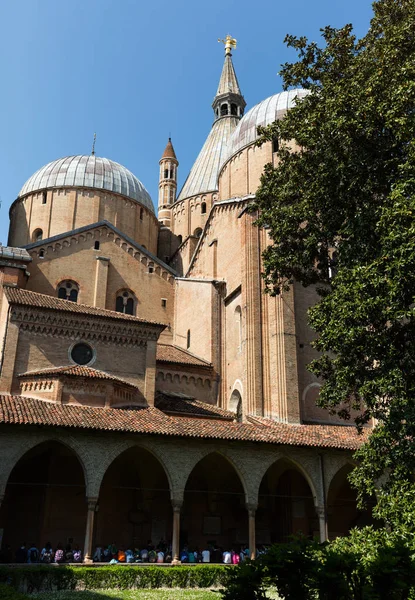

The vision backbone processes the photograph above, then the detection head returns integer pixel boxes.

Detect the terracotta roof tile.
[18,365,137,388]
[156,344,212,367]
[161,138,177,160]
[155,391,234,420]
[4,286,166,328]
[0,394,368,450]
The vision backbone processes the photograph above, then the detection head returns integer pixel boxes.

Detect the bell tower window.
[220,104,228,116]
[57,280,79,302]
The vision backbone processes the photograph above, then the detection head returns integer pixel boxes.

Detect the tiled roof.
[4,286,166,328]
[155,391,234,420]
[177,115,239,201]
[161,138,177,160]
[156,344,212,368]
[18,365,137,388]
[19,155,154,213]
[0,394,368,450]
[0,247,32,262]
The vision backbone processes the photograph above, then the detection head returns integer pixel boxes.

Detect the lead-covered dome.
[225,89,309,162]
[19,155,154,213]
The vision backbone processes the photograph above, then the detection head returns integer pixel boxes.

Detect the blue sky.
[0,0,374,245]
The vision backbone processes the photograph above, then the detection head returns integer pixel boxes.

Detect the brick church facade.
[0,37,372,562]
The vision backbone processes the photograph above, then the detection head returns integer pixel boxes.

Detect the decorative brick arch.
[89,438,175,500]
[0,432,89,498]
[180,448,250,505]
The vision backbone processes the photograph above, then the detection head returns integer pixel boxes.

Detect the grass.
[32,591,221,600]
[31,589,280,599]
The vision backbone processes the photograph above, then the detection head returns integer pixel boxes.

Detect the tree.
[253,0,415,522]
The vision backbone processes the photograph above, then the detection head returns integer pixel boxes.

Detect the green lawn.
[32,589,280,600]
[32,591,220,600]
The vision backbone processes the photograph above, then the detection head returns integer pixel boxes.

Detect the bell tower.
[158,138,178,228]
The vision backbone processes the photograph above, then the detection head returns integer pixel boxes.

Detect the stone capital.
[245,502,257,516]
[87,497,99,511]
[172,499,183,512]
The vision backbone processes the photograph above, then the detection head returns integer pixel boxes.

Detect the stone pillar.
[93,256,110,308]
[83,497,98,563]
[317,506,328,543]
[246,503,257,560]
[171,500,182,565]
[144,339,157,406]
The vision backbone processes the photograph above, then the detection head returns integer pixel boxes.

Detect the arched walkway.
[327,464,375,539]
[257,459,318,544]
[96,446,171,552]
[0,441,86,553]
[182,453,246,559]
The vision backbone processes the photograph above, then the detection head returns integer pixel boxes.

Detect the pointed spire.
[212,36,246,121]
[216,54,242,97]
[161,137,177,160]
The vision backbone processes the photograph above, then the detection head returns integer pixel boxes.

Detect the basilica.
[0,37,372,562]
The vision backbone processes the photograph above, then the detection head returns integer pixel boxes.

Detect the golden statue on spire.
[218,34,237,56]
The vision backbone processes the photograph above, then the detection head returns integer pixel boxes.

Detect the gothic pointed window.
[116,290,136,315]
[57,280,79,302]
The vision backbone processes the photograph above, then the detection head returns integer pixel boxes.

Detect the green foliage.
[0,582,29,600]
[252,0,415,519]
[0,565,228,593]
[220,529,415,600]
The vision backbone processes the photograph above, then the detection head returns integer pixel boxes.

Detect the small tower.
[158,138,178,228]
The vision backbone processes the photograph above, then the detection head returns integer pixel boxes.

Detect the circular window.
[71,342,94,366]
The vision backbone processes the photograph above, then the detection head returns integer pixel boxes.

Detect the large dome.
[19,155,154,213]
[225,89,309,162]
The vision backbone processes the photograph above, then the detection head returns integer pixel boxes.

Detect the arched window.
[231,103,237,116]
[32,228,43,242]
[57,280,79,302]
[42,192,47,205]
[164,169,169,179]
[201,202,207,215]
[94,240,100,250]
[115,290,136,315]
[187,329,191,349]
[272,137,279,153]
[235,305,242,351]
[229,390,243,423]
[220,104,228,116]
[194,228,202,238]
[140,207,144,221]
[177,235,183,244]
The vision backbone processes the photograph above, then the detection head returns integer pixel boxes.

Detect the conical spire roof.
[216,54,242,96]
[161,137,177,160]
[178,44,245,202]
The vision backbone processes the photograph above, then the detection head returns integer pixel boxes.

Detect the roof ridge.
[18,365,137,387]
[24,220,177,276]
[3,286,166,328]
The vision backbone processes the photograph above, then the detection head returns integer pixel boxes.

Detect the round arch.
[181,451,248,558]
[257,457,318,544]
[0,440,87,554]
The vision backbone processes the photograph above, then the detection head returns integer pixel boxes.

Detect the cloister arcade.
[0,430,374,562]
